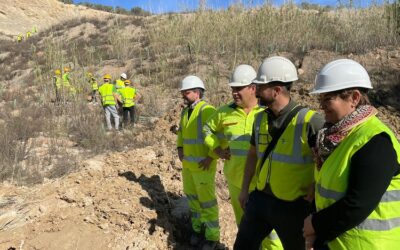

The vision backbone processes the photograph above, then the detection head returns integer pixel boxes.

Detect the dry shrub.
[0,102,51,183]
[147,5,399,66]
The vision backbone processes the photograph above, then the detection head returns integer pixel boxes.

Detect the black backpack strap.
[258,105,304,170]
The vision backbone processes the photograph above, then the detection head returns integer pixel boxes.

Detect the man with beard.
[234,56,324,250]
[177,75,220,250]
[204,65,282,249]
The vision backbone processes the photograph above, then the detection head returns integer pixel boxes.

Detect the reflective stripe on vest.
[230,148,249,156]
[119,87,136,107]
[203,104,264,188]
[226,134,251,142]
[99,84,116,105]
[183,156,204,163]
[205,220,219,228]
[182,103,208,163]
[255,108,311,164]
[255,107,316,200]
[317,184,400,231]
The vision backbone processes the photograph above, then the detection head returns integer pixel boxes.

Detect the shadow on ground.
[119,171,199,250]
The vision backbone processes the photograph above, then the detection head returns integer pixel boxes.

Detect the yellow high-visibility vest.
[315,115,400,249]
[89,77,98,91]
[115,79,125,89]
[118,87,136,108]
[62,73,70,87]
[177,100,217,172]
[204,103,264,188]
[255,108,317,201]
[98,83,116,106]
[54,76,61,89]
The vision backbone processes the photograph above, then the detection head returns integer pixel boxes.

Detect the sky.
[73,0,384,14]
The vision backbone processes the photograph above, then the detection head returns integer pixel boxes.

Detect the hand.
[177,148,183,162]
[238,189,249,209]
[170,125,179,134]
[199,156,213,170]
[303,214,315,237]
[305,234,316,250]
[214,147,231,160]
[304,182,315,202]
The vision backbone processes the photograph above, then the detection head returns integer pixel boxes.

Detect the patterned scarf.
[314,105,378,170]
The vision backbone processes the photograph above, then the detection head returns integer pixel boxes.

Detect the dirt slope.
[0,0,108,38]
[0,116,237,250]
[0,1,400,249]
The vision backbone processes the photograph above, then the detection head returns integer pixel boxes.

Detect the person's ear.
[348,90,361,108]
[273,86,282,95]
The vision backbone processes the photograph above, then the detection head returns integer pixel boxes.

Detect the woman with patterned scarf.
[302,59,400,250]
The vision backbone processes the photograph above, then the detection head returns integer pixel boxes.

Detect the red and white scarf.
[314,105,378,170]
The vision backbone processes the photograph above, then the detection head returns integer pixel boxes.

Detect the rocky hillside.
[0,1,399,250]
[0,0,107,39]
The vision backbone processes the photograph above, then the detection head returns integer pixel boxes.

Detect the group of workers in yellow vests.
[177,56,400,250]
[97,72,139,130]
[53,67,76,102]
[52,69,139,131]
[16,26,38,42]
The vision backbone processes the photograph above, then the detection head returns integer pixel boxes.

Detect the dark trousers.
[91,90,97,102]
[122,106,135,126]
[234,190,311,250]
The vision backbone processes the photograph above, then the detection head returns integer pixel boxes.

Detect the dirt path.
[0,141,238,250]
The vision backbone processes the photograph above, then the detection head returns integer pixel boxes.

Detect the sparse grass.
[0,14,147,184]
[145,5,399,98]
[1,4,399,185]
[149,5,398,58]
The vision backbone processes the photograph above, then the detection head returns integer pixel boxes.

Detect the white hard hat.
[229,64,257,87]
[120,73,127,79]
[180,75,205,91]
[253,56,298,84]
[311,59,372,94]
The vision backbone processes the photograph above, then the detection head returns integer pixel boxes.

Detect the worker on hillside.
[98,74,121,131]
[62,67,76,98]
[87,72,98,103]
[115,73,127,89]
[118,79,139,127]
[177,75,220,250]
[32,26,38,33]
[53,69,62,102]
[26,31,32,39]
[62,67,71,89]
[203,65,282,250]
[234,56,325,250]
[17,34,23,43]
[303,59,400,249]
